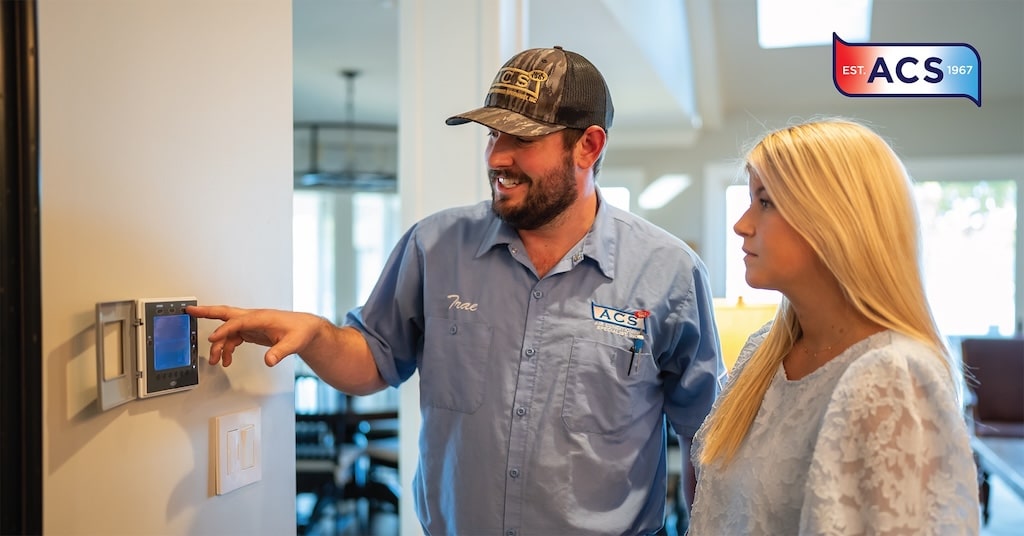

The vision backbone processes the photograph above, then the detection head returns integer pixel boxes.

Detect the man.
[189,46,724,535]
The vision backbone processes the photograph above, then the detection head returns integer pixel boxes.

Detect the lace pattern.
[689,329,979,535]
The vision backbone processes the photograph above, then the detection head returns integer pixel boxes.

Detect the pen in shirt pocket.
[627,337,645,376]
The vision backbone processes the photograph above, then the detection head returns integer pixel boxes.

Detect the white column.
[396,1,527,533]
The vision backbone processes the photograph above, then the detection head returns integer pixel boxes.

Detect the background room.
[291,1,1022,534]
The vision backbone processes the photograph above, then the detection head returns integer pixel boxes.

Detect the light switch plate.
[214,407,262,495]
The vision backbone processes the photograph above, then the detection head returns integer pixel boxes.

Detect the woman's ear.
[575,125,607,170]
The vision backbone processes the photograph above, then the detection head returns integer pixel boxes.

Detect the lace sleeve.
[798,345,979,535]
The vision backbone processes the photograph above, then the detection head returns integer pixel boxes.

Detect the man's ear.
[575,125,607,170]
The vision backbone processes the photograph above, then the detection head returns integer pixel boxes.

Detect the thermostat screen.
[153,314,192,371]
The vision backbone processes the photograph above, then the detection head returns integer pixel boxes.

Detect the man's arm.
[187,305,387,395]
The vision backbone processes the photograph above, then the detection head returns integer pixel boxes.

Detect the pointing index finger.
[186,304,242,322]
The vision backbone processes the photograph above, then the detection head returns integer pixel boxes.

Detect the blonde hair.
[699,118,955,465]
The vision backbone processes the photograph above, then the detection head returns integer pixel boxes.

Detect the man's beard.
[490,153,577,230]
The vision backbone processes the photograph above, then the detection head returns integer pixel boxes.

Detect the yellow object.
[713,297,779,370]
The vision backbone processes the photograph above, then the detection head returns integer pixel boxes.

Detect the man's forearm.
[301,323,388,396]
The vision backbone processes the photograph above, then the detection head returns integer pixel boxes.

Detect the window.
[914,179,1017,336]
[293,191,337,321]
[602,186,631,212]
[352,192,402,304]
[293,190,401,319]
[292,189,401,411]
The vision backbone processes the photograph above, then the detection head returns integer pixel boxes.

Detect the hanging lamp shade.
[294,69,397,191]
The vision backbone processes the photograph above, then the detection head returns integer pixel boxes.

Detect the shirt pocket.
[561,337,655,435]
[419,316,494,414]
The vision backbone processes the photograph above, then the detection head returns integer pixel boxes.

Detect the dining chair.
[960,336,1024,524]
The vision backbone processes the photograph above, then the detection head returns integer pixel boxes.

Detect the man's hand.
[186,305,330,368]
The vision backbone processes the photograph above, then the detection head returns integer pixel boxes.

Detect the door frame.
[0,0,42,533]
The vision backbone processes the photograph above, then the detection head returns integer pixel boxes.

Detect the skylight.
[757,0,872,49]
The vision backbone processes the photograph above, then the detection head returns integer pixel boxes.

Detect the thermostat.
[95,297,199,411]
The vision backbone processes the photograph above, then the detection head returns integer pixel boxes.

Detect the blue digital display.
[153,314,191,371]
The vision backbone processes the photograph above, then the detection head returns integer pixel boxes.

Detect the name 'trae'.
[447,294,479,312]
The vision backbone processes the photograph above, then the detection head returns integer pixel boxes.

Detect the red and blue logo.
[833,33,981,107]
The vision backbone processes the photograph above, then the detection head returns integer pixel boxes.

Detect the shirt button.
[509,468,519,478]
[515,407,527,416]
[506,530,516,536]
[449,325,457,334]
[525,348,535,357]
[532,290,543,299]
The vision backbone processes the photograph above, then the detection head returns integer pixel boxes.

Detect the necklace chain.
[801,332,849,358]
[803,343,835,358]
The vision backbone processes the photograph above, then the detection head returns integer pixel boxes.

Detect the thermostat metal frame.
[95,297,199,411]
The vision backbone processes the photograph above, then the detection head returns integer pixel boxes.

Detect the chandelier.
[294,69,397,191]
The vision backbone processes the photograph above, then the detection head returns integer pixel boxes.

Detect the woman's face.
[733,171,824,295]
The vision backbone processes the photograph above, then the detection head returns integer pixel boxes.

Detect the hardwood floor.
[298,475,1022,535]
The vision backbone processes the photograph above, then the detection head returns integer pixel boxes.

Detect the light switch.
[227,428,241,474]
[215,408,262,495]
[240,425,256,469]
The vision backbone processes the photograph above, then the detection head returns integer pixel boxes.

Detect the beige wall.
[38,1,296,534]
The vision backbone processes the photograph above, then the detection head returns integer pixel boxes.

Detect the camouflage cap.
[445,46,614,137]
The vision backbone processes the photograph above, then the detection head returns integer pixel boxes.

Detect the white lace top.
[688,328,979,535]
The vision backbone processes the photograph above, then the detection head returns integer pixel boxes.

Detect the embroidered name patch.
[591,303,648,339]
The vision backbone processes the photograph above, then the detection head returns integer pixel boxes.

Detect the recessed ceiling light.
[638,174,692,210]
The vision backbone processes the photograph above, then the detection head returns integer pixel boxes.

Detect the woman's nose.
[733,206,754,237]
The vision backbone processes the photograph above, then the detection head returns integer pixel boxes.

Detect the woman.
[688,119,979,535]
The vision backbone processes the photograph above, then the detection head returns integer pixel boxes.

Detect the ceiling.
[293,0,1023,149]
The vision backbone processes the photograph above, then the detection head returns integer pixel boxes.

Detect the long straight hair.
[699,118,955,466]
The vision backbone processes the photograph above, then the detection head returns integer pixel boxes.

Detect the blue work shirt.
[345,194,724,535]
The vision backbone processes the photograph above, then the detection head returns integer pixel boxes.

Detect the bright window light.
[757,0,872,49]
[602,186,632,212]
[638,174,692,210]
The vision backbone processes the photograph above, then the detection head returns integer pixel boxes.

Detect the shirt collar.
[475,188,618,279]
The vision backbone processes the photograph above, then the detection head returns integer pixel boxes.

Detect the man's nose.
[486,132,515,170]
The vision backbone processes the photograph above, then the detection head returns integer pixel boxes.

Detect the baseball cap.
[445,46,614,137]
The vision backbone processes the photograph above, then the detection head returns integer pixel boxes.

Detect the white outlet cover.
[215,407,262,495]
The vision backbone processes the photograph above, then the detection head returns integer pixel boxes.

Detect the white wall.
[38,1,296,534]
